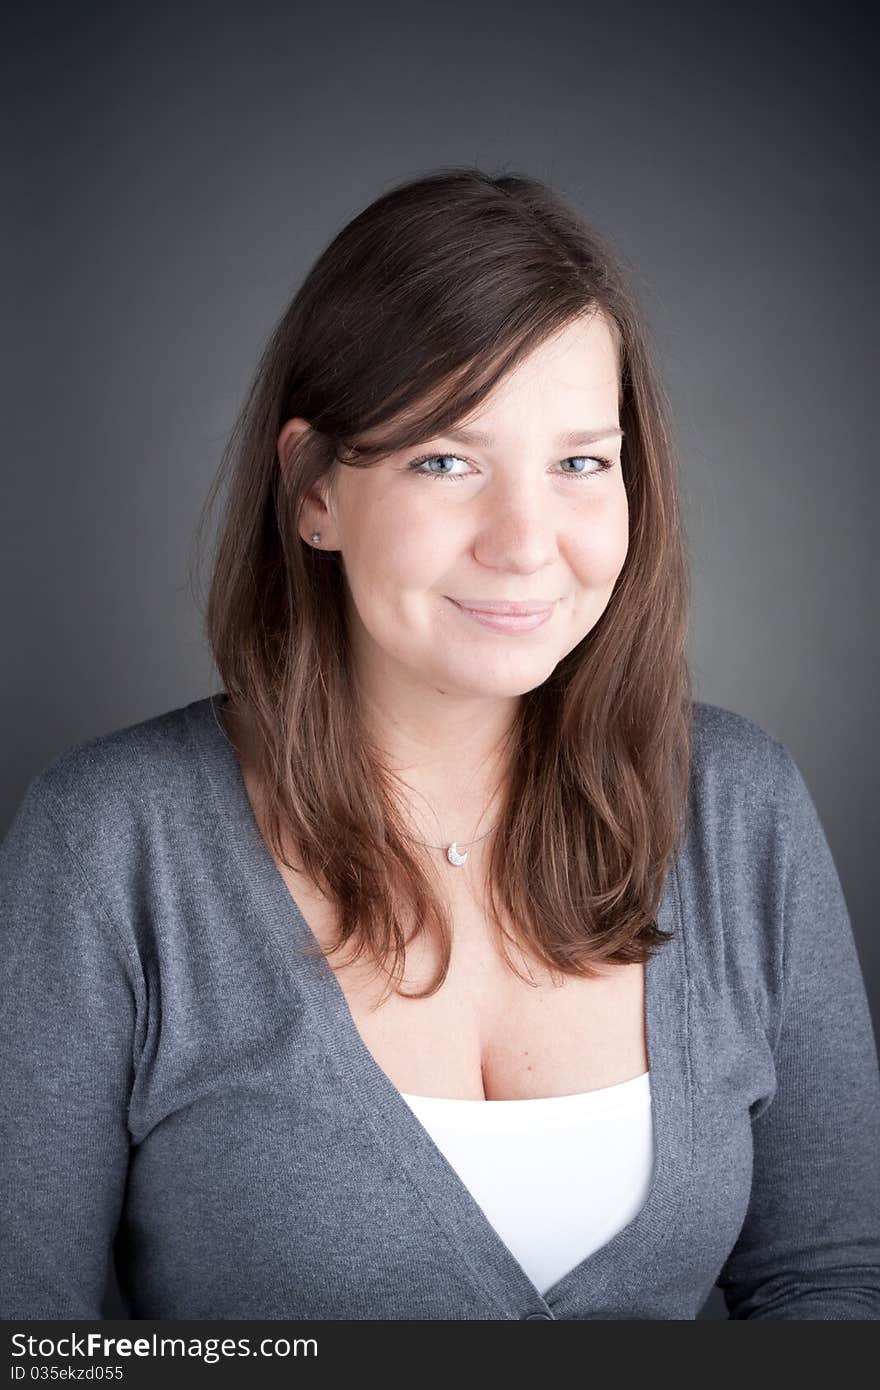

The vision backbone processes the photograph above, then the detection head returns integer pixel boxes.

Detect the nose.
[470,482,560,572]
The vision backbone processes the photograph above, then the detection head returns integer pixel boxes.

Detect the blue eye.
[406,454,615,483]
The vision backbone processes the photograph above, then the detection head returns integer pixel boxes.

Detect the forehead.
[480,314,620,407]
[342,309,621,461]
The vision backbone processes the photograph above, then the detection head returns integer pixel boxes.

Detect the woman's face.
[289,312,629,703]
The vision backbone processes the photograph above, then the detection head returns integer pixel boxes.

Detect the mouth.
[445,597,556,633]
[446,598,557,616]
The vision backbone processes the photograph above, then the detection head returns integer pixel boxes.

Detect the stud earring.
[310,532,321,544]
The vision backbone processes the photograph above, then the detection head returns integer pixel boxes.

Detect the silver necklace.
[410,820,501,867]
[310,528,500,866]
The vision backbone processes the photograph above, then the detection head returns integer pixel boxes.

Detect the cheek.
[342,503,448,631]
[571,486,629,582]
[351,497,452,584]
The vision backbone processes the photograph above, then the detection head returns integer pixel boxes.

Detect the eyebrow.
[437,425,624,448]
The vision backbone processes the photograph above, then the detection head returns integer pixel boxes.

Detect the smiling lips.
[446,597,556,632]
[448,598,557,616]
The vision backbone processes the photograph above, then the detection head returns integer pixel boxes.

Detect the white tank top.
[400,1070,654,1296]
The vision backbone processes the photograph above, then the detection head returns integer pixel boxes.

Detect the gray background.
[4,0,877,1322]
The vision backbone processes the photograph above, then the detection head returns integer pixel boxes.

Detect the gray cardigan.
[1,693,879,1320]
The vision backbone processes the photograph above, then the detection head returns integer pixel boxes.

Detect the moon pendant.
[446,841,468,866]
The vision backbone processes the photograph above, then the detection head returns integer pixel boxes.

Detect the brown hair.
[194,165,694,1003]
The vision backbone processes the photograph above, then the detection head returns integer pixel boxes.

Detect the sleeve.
[0,772,140,1319]
[715,745,880,1318]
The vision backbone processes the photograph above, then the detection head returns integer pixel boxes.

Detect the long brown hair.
[194,165,693,1003]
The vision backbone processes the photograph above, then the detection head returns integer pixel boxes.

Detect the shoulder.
[688,701,849,911]
[1,700,215,997]
[685,698,821,886]
[21,696,203,809]
[690,697,788,779]
[678,700,830,1032]
[688,698,804,831]
[5,695,212,886]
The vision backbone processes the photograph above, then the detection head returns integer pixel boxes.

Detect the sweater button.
[523,1310,553,1319]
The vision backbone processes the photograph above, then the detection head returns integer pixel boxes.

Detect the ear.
[278,417,339,551]
[277,416,313,474]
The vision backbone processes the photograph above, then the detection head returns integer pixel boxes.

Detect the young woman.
[2,168,878,1321]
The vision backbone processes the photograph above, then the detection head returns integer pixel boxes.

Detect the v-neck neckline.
[186,690,694,1320]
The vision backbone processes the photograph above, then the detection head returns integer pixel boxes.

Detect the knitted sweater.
[1,693,878,1319]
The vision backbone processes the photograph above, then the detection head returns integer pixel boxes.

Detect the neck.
[222,688,517,849]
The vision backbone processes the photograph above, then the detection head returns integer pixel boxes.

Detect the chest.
[274,858,649,1102]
